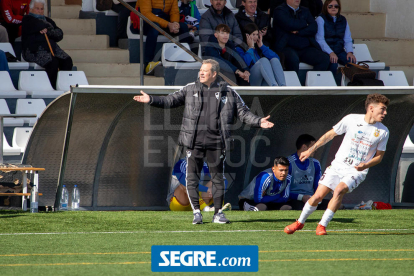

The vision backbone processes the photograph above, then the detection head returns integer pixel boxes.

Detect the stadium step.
[344,13,386,39]
[354,38,414,66]
[64,49,130,63]
[342,0,370,13]
[51,0,66,5]
[75,63,142,77]
[59,35,109,49]
[54,19,96,35]
[87,76,165,86]
[51,5,81,19]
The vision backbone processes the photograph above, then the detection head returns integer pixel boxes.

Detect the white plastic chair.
[284,71,301,86]
[18,71,64,98]
[12,127,33,153]
[378,71,409,86]
[161,43,196,67]
[305,71,337,86]
[0,99,24,126]
[299,63,313,70]
[352,44,386,70]
[0,42,29,70]
[403,136,414,154]
[15,99,47,126]
[3,134,21,156]
[0,71,27,98]
[56,71,89,91]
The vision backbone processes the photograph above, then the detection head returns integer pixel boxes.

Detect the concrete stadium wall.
[370,0,414,39]
[23,86,414,210]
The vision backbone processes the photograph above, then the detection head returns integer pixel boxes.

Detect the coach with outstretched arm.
[133,59,274,225]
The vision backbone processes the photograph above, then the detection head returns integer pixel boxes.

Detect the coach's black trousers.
[185,148,225,214]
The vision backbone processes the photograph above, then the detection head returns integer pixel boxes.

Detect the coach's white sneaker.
[212,211,230,224]
[192,212,203,224]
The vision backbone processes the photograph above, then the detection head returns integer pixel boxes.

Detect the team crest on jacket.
[374,129,380,137]
[221,96,227,104]
[186,150,191,158]
[215,92,220,100]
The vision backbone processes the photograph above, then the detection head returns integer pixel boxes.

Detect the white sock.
[298,202,317,224]
[193,209,201,214]
[319,209,335,227]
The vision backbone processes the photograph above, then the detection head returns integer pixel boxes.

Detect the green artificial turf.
[0,209,413,276]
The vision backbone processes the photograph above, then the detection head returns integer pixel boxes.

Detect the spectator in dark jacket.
[270,0,322,19]
[0,0,30,45]
[235,0,273,46]
[272,0,329,73]
[0,49,10,74]
[199,0,243,47]
[315,0,356,75]
[204,24,250,86]
[21,0,73,89]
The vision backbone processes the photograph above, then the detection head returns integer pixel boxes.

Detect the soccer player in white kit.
[284,94,390,235]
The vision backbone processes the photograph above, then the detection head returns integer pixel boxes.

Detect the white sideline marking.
[0,229,412,236]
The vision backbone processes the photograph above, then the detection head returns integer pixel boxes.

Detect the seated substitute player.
[284,93,390,235]
[167,159,230,212]
[238,156,292,211]
[286,134,329,210]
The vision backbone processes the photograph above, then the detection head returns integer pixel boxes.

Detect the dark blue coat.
[320,14,347,54]
[272,3,320,52]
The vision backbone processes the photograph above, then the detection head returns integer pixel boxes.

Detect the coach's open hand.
[260,115,274,129]
[133,90,150,103]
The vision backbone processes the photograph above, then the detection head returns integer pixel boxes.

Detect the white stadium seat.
[0,42,29,70]
[0,71,27,98]
[403,136,414,154]
[3,134,21,156]
[352,44,386,70]
[12,127,33,153]
[56,71,89,91]
[284,71,301,86]
[15,99,47,126]
[299,63,313,70]
[0,99,24,126]
[378,71,409,86]
[18,71,64,98]
[305,71,337,86]
[162,43,197,68]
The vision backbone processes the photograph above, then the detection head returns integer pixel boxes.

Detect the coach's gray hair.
[203,59,220,74]
[30,0,46,9]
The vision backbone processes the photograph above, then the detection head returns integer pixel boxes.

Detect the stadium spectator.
[235,0,273,47]
[178,0,201,39]
[0,25,8,42]
[238,156,292,211]
[135,0,191,75]
[21,0,73,89]
[0,49,10,73]
[204,24,250,86]
[167,158,231,212]
[199,0,243,47]
[0,0,30,45]
[270,0,322,19]
[316,0,356,75]
[111,0,136,40]
[286,134,329,210]
[133,59,274,224]
[272,0,329,73]
[236,23,285,86]
[285,94,390,235]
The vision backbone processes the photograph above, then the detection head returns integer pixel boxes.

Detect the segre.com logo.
[151,245,258,272]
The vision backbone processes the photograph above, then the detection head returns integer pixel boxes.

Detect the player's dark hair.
[215,24,231,33]
[274,156,290,167]
[296,134,316,150]
[365,93,390,110]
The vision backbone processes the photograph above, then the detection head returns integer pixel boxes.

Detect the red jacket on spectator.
[1,0,30,24]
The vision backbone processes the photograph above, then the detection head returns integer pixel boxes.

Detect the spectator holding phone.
[236,23,286,86]
[315,0,356,75]
[235,0,273,46]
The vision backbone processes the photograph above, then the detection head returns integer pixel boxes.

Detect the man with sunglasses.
[272,0,330,73]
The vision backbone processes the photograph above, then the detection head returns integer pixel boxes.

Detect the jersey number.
[343,157,353,165]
